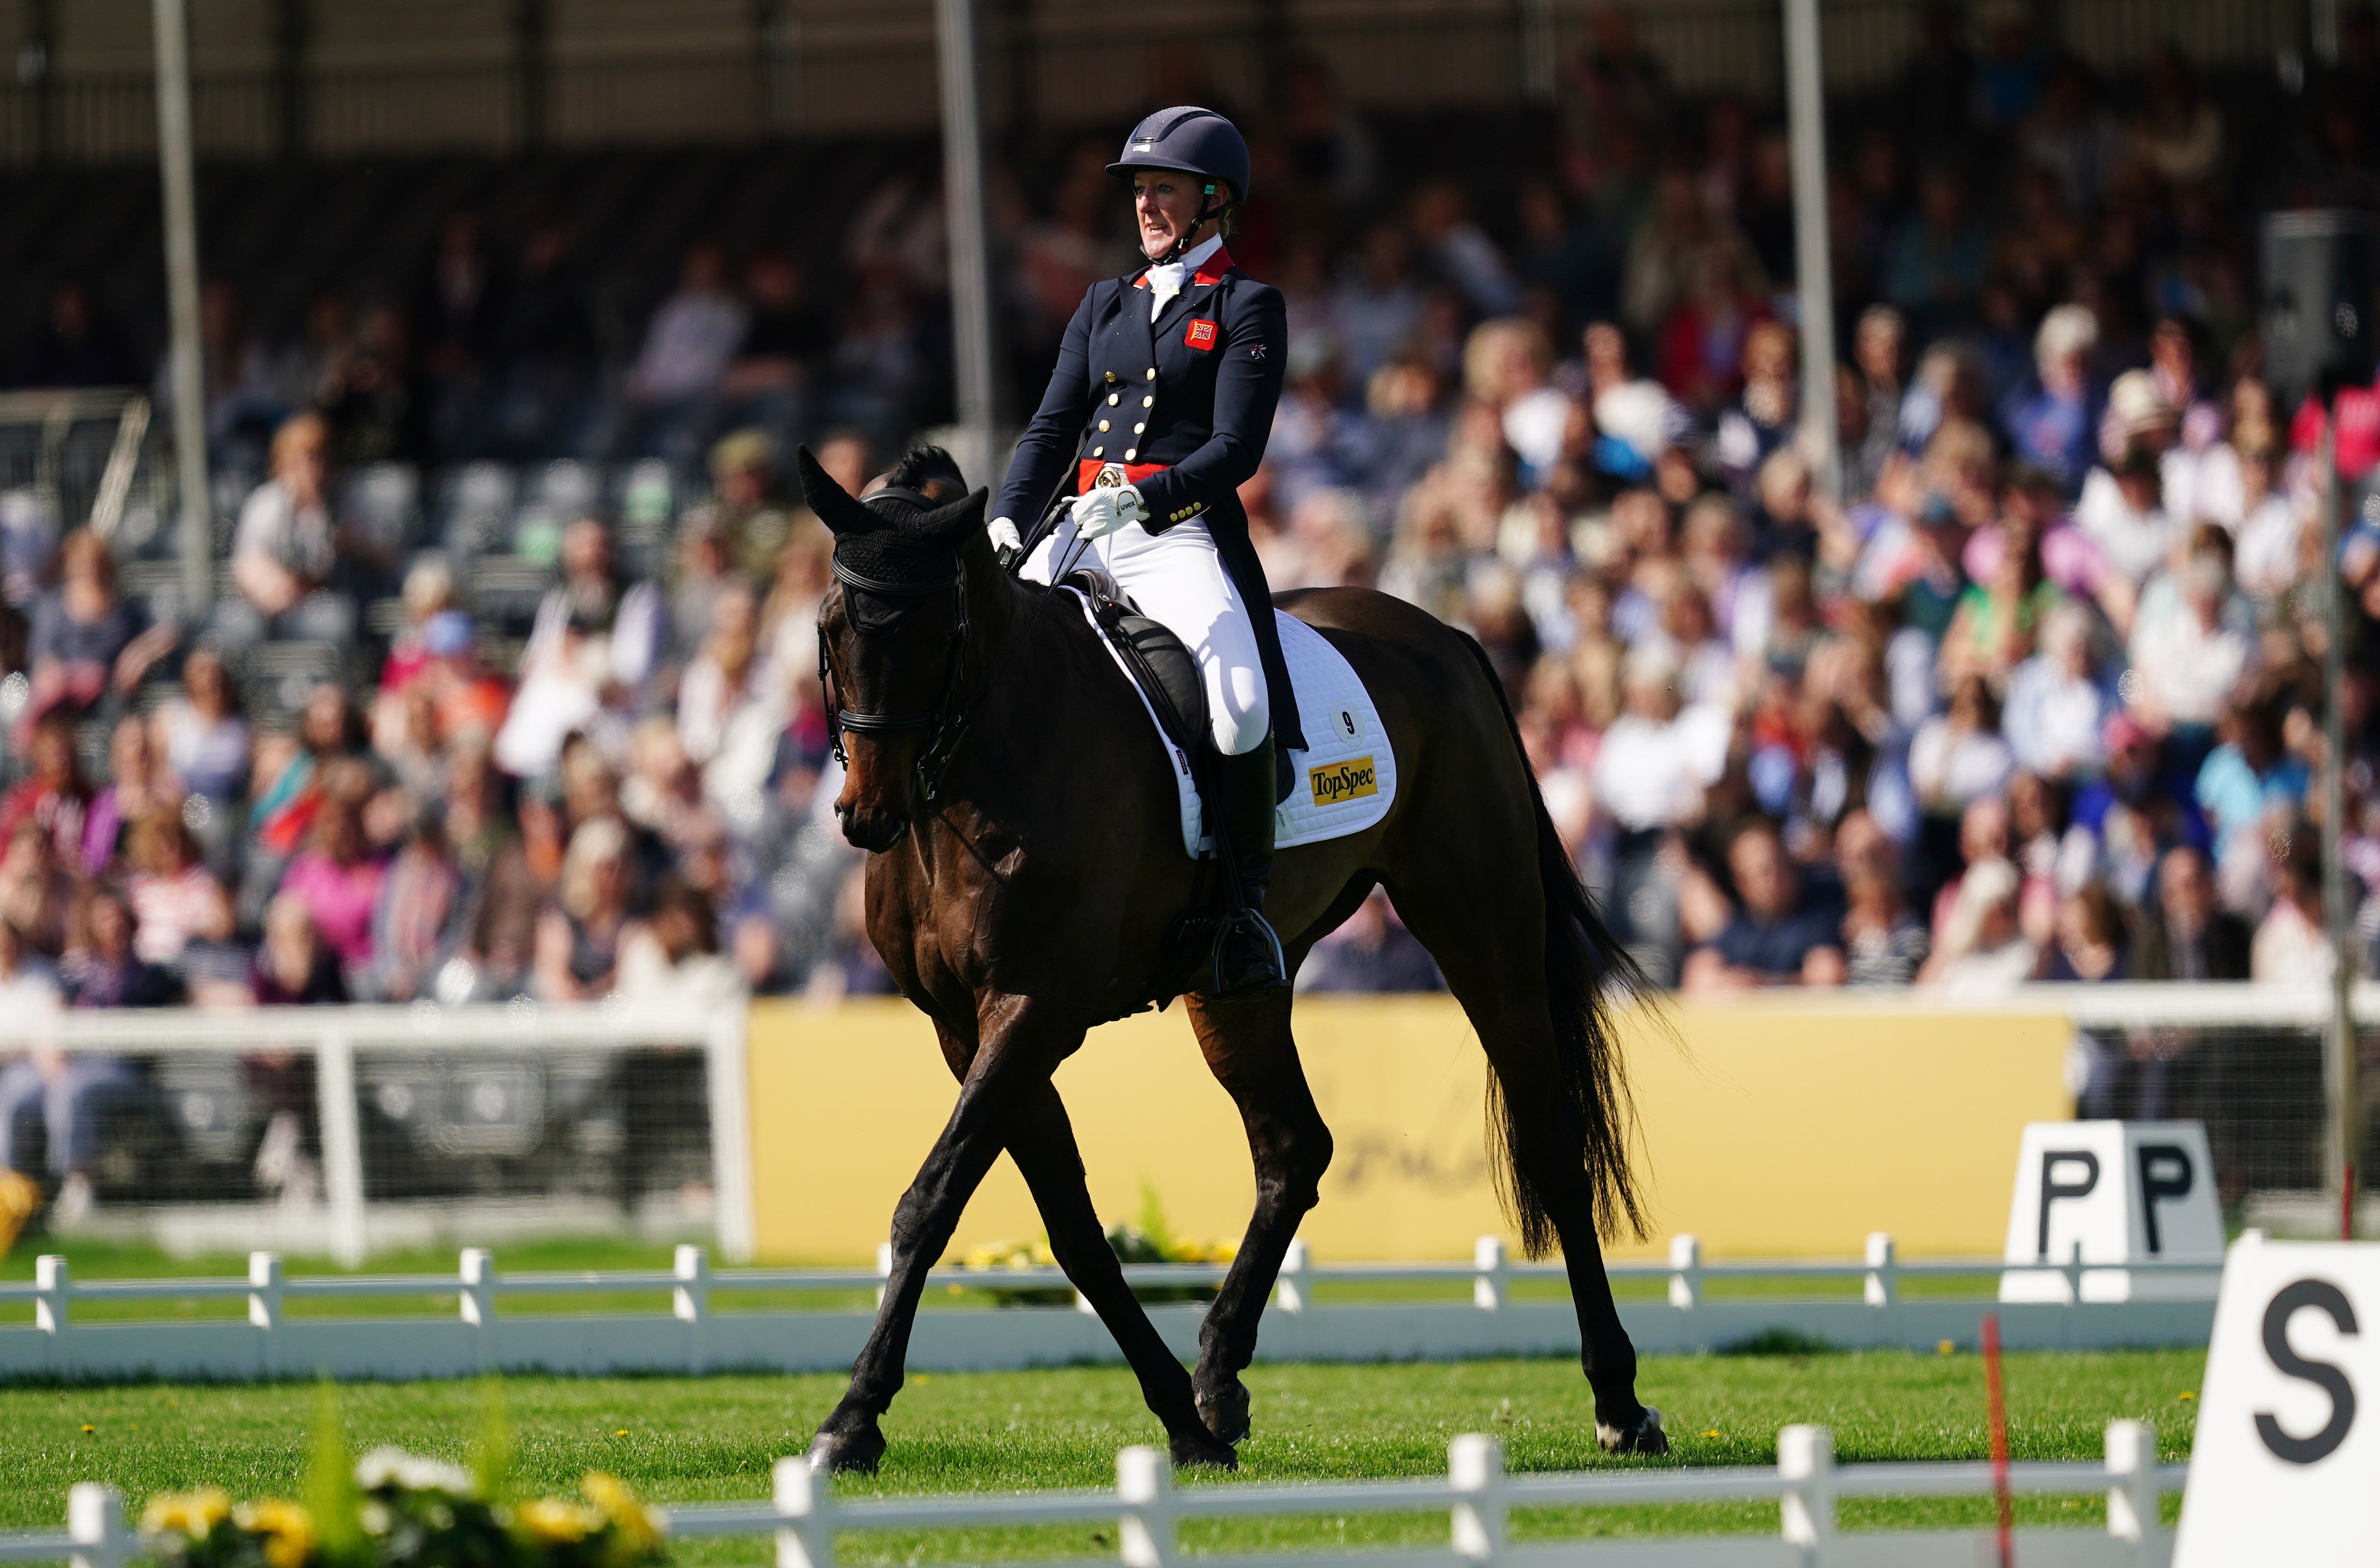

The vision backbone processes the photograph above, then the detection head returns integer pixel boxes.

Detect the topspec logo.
[1308,756,1378,807]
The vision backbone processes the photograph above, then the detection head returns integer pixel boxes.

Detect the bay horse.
[800,444,1665,1472]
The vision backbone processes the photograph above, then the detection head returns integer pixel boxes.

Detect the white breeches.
[1025,512,1270,755]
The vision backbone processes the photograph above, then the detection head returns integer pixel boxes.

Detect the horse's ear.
[908,487,989,547]
[796,445,877,538]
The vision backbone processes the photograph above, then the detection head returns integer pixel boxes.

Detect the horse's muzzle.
[837,800,911,854]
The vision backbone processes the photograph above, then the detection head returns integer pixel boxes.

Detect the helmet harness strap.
[1156,182,1224,266]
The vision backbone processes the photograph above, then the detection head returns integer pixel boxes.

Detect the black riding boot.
[1210,737,1287,996]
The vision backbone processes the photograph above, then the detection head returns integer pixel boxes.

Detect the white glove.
[1069,485,1146,541]
[988,516,1022,554]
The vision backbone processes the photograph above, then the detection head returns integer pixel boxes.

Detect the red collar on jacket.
[1132,245,1235,291]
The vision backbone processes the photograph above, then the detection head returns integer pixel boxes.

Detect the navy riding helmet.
[1108,106,1251,206]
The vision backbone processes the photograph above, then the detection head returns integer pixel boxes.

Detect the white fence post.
[2105,1419,2158,1564]
[1448,1433,1506,1566]
[1863,1233,1896,1309]
[248,1252,284,1376]
[316,1026,368,1268]
[1779,1424,1835,1566]
[460,1247,496,1372]
[1472,1237,1507,1311]
[66,1484,130,1568]
[1275,1238,1307,1314]
[674,1245,710,1375]
[1116,1444,1174,1568]
[874,1242,892,1309]
[704,1001,758,1262]
[35,1255,68,1339]
[773,1454,835,1568]
[1667,1234,1700,1309]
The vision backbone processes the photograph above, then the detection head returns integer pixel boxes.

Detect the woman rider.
[990,106,1298,996]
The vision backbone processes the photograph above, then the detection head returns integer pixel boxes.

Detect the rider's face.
[1132,172,1213,260]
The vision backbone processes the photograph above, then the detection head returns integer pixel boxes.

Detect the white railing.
[0,1424,2187,1568]
[0,1001,753,1268]
[0,1232,2218,1382]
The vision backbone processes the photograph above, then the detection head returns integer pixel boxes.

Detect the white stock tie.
[1146,259,1188,320]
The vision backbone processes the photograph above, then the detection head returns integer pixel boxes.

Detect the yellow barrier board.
[745,996,2072,1263]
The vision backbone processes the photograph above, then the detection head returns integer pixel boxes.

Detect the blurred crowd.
[0,2,2378,1196]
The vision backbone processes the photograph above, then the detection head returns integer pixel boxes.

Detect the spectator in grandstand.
[2128,43,2225,190]
[6,280,134,389]
[1918,854,2034,993]
[277,768,387,986]
[124,812,231,970]
[2040,880,2130,984]
[615,876,740,1007]
[0,819,70,957]
[0,710,91,866]
[716,247,829,446]
[1837,811,1928,986]
[2130,843,2250,982]
[0,916,134,1224]
[251,892,348,1005]
[61,886,182,1009]
[710,431,796,578]
[26,531,175,728]
[533,816,634,1002]
[318,304,425,467]
[1681,818,1845,991]
[2021,58,2123,217]
[618,240,749,461]
[2253,826,2334,983]
[152,647,250,814]
[2196,690,2310,913]
[675,577,788,838]
[2002,602,2109,782]
[490,214,597,458]
[495,520,662,780]
[1297,888,1446,992]
[365,810,464,1003]
[2128,527,2252,733]
[228,413,360,647]
[82,714,178,877]
[1999,304,2099,496]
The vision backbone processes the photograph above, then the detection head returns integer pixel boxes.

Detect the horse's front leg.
[807,995,1076,1474]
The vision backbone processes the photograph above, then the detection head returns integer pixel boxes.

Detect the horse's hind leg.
[1180,985,1335,1445]
[1389,876,1666,1454]
[1004,1076,1238,1467]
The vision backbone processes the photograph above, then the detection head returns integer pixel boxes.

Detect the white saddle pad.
[1068,591,1398,857]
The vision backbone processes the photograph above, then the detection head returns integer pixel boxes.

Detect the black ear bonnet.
[798,446,985,633]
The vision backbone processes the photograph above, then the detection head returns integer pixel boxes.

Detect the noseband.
[818,555,971,803]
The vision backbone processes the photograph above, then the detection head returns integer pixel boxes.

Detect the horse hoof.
[1596,1406,1666,1456]
[1196,1380,1252,1445]
[1170,1428,1240,1470]
[808,1423,888,1475]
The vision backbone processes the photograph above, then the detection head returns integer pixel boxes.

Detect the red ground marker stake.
[1982,1311,2013,1568]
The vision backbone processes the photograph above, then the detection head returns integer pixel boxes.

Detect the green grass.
[0,1353,2203,1562]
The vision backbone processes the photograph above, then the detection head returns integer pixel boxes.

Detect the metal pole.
[1782,0,1841,500]
[1518,0,1558,104]
[152,0,213,619]
[2319,408,2360,1238]
[934,0,1000,485]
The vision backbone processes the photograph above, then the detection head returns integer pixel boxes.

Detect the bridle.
[817,554,970,804]
[820,517,1099,814]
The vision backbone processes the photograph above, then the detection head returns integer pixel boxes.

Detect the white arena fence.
[0,1002,755,1267]
[0,1424,2186,1568]
[0,1233,2215,1381]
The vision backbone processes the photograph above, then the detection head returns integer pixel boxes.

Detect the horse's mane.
[882,444,969,500]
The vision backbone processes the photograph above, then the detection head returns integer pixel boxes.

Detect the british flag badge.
[1184,319,1219,350]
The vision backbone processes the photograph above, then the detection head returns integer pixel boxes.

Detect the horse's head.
[799,444,988,853]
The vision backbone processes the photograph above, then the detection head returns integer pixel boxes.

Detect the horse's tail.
[1457,631,1652,1253]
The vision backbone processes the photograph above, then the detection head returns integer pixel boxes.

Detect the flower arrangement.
[139,1387,666,1568]
[961,1185,1236,1306]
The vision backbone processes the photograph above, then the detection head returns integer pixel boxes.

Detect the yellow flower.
[1937,1340,1955,1356]
[513,1498,600,1546]
[234,1500,318,1568]
[2176,1390,2196,1401]
[582,1471,662,1554]
[1700,1429,1721,1439]
[142,1488,232,1538]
